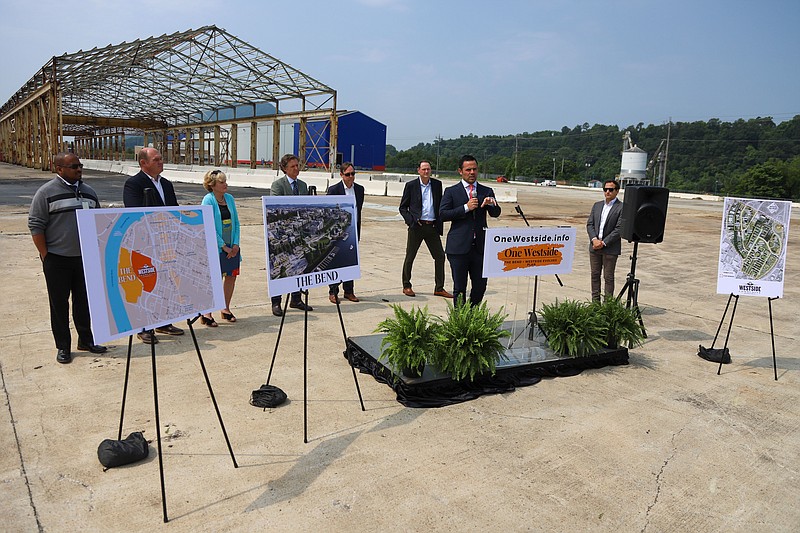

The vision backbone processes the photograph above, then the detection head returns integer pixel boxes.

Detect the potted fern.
[432,301,510,382]
[592,296,645,349]
[375,304,437,378]
[539,298,606,357]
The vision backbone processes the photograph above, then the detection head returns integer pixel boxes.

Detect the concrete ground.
[1,162,799,532]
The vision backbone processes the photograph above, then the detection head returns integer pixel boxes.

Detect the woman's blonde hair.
[203,169,227,192]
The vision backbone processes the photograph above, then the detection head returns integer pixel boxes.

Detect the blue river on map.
[105,211,203,332]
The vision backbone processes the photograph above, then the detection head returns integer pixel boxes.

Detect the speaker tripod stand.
[617,241,647,338]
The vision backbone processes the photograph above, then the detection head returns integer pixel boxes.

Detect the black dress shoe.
[77,343,108,354]
[272,304,284,317]
[56,349,72,364]
[155,324,184,335]
[289,301,313,311]
[138,331,159,344]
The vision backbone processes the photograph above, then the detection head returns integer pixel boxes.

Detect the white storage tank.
[620,146,647,182]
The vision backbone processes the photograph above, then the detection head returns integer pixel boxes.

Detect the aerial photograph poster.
[262,195,360,297]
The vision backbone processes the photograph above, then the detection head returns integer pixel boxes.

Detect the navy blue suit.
[327,180,364,296]
[439,181,501,305]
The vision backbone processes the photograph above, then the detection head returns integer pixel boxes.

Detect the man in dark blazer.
[269,154,314,316]
[399,160,452,298]
[439,155,501,307]
[327,162,365,304]
[123,148,178,207]
[586,179,624,301]
[123,147,184,344]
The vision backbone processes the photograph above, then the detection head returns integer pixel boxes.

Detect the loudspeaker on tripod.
[620,186,669,243]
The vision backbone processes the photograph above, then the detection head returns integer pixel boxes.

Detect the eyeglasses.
[342,172,356,177]
[603,187,618,192]
[62,163,83,169]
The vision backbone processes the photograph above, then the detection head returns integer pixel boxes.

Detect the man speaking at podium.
[439,155,501,307]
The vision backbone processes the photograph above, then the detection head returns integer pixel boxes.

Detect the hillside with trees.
[386,116,800,200]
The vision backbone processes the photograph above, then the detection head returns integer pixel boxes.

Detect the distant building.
[296,111,387,171]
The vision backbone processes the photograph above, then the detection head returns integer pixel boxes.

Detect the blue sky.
[1,0,798,149]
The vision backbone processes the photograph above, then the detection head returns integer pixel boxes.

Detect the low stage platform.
[345,320,629,408]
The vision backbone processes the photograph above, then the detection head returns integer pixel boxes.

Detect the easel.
[263,289,365,443]
[117,316,238,523]
[617,241,647,338]
[508,205,564,346]
[708,293,780,380]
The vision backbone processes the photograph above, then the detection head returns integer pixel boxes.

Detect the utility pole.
[513,135,518,179]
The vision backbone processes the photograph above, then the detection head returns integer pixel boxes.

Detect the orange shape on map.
[131,250,158,292]
[118,248,143,303]
[497,244,564,272]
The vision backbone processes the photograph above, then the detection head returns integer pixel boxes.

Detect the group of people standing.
[29,146,621,365]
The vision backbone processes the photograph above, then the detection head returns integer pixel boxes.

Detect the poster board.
[483,226,577,278]
[716,197,792,298]
[76,205,225,344]
[262,195,360,296]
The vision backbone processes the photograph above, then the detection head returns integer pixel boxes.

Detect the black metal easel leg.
[117,334,134,440]
[710,294,735,349]
[333,296,365,411]
[768,297,779,381]
[148,333,168,523]
[302,290,309,444]
[266,297,290,385]
[187,316,238,467]
[717,295,739,376]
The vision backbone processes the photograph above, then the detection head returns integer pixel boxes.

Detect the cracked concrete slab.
[1,162,799,532]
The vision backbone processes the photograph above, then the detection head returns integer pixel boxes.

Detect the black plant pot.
[401,362,425,378]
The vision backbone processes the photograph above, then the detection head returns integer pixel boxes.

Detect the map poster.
[262,195,360,296]
[717,197,792,298]
[483,226,577,278]
[76,206,225,344]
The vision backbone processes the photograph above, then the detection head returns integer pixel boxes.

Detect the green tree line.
[386,116,800,200]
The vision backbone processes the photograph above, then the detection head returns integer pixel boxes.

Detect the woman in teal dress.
[201,170,241,326]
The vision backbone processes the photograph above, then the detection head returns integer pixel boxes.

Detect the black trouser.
[272,292,303,307]
[447,245,487,307]
[42,253,94,350]
[329,280,354,295]
[402,223,446,292]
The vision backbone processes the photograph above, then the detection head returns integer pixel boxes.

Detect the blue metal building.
[294,110,387,170]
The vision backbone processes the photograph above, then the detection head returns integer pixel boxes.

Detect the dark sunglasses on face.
[603,187,617,192]
[342,172,356,177]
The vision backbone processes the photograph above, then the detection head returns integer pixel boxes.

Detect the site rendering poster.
[483,226,577,278]
[716,197,792,298]
[76,205,225,343]
[262,195,360,297]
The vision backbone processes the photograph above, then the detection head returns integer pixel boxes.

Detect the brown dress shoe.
[329,294,340,304]
[343,293,359,302]
[433,290,454,298]
[403,287,416,297]
[155,324,184,335]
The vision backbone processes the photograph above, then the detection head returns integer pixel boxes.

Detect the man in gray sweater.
[29,153,107,363]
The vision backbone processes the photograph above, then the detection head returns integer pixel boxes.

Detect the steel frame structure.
[0,25,337,171]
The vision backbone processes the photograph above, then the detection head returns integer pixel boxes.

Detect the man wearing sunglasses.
[29,152,107,363]
[586,179,624,301]
[326,162,364,304]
